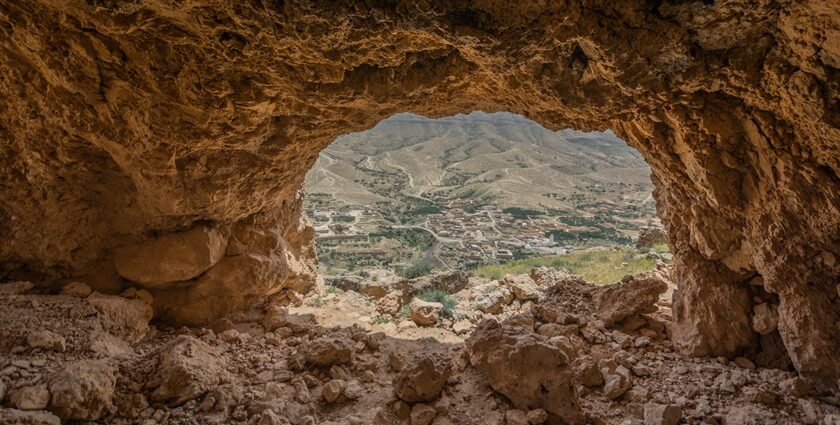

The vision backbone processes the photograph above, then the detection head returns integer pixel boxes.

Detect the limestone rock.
[47,360,116,421]
[114,225,228,286]
[88,331,134,357]
[596,272,668,326]
[751,303,779,335]
[505,274,540,301]
[604,366,633,400]
[60,282,92,298]
[320,379,346,403]
[9,385,50,411]
[574,358,604,387]
[393,354,451,403]
[466,319,583,424]
[643,404,681,425]
[409,403,436,425]
[409,298,443,326]
[474,283,513,314]
[0,409,61,425]
[377,291,402,316]
[505,409,529,425]
[27,330,66,352]
[87,293,152,343]
[304,336,354,366]
[452,320,474,335]
[152,335,226,406]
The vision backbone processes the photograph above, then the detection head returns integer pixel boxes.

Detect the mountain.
[304,111,654,211]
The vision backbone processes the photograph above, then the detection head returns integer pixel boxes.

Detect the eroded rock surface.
[466,318,584,424]
[0,1,838,380]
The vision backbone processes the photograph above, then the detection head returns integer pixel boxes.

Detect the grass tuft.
[418,289,456,318]
[470,247,658,285]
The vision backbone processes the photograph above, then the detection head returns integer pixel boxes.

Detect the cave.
[0,0,838,387]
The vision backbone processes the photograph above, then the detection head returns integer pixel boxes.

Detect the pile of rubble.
[1,267,838,424]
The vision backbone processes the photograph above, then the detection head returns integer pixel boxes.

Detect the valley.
[303,112,663,278]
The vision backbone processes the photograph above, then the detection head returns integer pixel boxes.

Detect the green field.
[470,247,660,285]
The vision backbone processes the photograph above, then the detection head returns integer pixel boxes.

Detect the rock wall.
[0,2,837,379]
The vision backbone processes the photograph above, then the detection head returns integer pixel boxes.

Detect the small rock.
[527,409,548,424]
[409,298,443,326]
[61,281,92,298]
[393,354,451,403]
[152,335,226,406]
[27,330,66,352]
[743,387,777,404]
[604,366,632,399]
[575,358,604,387]
[9,385,50,410]
[452,320,474,335]
[410,403,437,425]
[733,357,756,370]
[505,409,529,425]
[0,409,61,425]
[750,303,779,335]
[321,379,346,403]
[779,377,809,397]
[634,336,651,348]
[48,360,116,421]
[304,336,354,366]
[643,403,682,425]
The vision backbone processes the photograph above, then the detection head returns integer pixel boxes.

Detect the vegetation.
[417,289,456,318]
[502,207,543,219]
[401,262,434,279]
[470,248,658,285]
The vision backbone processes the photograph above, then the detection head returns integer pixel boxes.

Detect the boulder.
[0,409,61,425]
[393,354,451,403]
[409,298,443,326]
[27,330,66,352]
[47,360,116,421]
[751,303,779,335]
[596,272,668,326]
[465,319,583,424]
[152,335,226,406]
[9,385,50,411]
[113,224,228,287]
[60,281,92,298]
[87,293,152,343]
[304,336,354,366]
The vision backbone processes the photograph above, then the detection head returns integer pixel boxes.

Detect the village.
[305,192,656,276]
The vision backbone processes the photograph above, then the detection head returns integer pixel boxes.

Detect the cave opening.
[297,111,670,332]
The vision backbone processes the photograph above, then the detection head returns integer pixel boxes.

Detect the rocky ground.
[1,267,839,425]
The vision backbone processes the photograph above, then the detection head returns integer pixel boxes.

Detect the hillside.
[303,112,661,276]
[304,111,654,210]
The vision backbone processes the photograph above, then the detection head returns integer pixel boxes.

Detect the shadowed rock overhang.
[0,1,838,381]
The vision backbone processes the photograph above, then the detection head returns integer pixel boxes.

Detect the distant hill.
[304,111,654,210]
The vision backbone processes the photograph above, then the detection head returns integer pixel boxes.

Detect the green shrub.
[401,262,433,279]
[418,289,456,318]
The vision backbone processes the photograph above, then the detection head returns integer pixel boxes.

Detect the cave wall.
[0,1,838,379]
